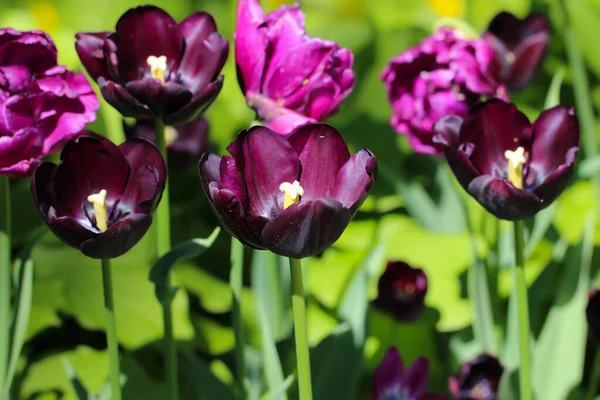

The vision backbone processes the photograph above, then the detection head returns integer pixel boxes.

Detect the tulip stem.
[0,177,10,396]
[154,118,178,400]
[289,257,313,400]
[586,350,600,400]
[513,220,532,400]
[230,237,246,399]
[101,258,121,400]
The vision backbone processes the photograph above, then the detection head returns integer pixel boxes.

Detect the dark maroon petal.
[287,124,350,200]
[508,30,549,91]
[460,100,531,177]
[75,32,114,81]
[198,153,222,189]
[234,0,268,94]
[402,357,430,398]
[443,145,481,195]
[31,162,59,220]
[162,81,193,116]
[467,175,543,220]
[125,77,165,112]
[179,12,217,46]
[80,213,152,258]
[451,354,504,399]
[432,115,463,149]
[486,12,526,48]
[164,75,223,125]
[333,149,377,212]
[53,135,129,220]
[237,126,300,218]
[370,347,405,400]
[532,148,577,206]
[262,198,351,258]
[167,117,209,169]
[113,5,183,83]
[119,138,166,210]
[48,214,97,250]
[528,106,579,183]
[99,78,152,119]
[373,261,427,322]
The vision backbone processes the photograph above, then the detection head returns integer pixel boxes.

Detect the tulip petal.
[467,175,542,220]
[262,197,351,258]
[234,0,268,94]
[53,135,129,220]
[31,162,59,219]
[509,31,549,91]
[49,214,97,251]
[75,32,113,81]
[237,126,300,217]
[164,76,223,125]
[287,124,350,200]
[532,148,577,206]
[528,106,579,184]
[370,347,405,400]
[0,28,57,74]
[0,127,40,170]
[247,93,315,136]
[99,78,152,119]
[80,212,152,258]
[460,100,531,177]
[402,357,430,398]
[178,31,229,94]
[119,138,166,210]
[333,149,377,212]
[113,5,183,83]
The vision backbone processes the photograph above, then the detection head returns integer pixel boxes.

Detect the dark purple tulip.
[449,354,504,400]
[373,261,427,321]
[198,123,376,258]
[433,99,579,221]
[234,0,355,136]
[483,12,549,91]
[75,5,228,125]
[123,117,208,170]
[0,28,99,178]
[31,134,166,259]
[371,347,446,400]
[381,27,506,156]
[587,289,600,343]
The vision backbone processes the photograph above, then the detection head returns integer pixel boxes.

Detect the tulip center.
[147,55,167,83]
[504,146,526,189]
[164,126,178,147]
[279,180,304,209]
[505,51,516,65]
[87,189,108,232]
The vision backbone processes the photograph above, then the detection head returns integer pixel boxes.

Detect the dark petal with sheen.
[432,115,463,149]
[532,148,577,207]
[179,12,218,47]
[31,162,59,219]
[75,32,113,81]
[48,214,97,250]
[164,75,223,125]
[113,5,183,83]
[179,29,229,93]
[287,124,350,200]
[509,30,549,91]
[402,357,430,398]
[333,149,377,212]
[262,198,351,258]
[528,106,579,183]
[125,77,166,113]
[80,213,152,258]
[451,354,504,400]
[370,347,404,400]
[468,175,543,220]
[460,100,532,177]
[99,78,152,119]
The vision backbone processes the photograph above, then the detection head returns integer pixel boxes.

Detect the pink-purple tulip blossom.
[0,28,99,178]
[381,27,506,156]
[235,0,355,136]
[76,5,228,125]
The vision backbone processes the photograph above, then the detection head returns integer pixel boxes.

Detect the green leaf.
[180,351,237,400]
[62,358,95,400]
[468,0,531,30]
[498,368,520,400]
[532,216,595,400]
[554,181,600,245]
[149,227,220,304]
[259,375,295,400]
[565,0,600,79]
[544,67,566,109]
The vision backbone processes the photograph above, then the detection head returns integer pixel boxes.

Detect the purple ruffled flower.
[0,28,99,178]
[381,27,505,156]
[235,0,355,136]
[371,347,446,400]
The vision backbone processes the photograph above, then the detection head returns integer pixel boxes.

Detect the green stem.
[513,220,532,400]
[101,259,121,400]
[230,238,246,399]
[154,118,177,400]
[587,349,600,400]
[0,177,11,396]
[289,258,313,400]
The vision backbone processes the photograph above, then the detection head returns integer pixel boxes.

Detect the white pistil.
[279,180,304,209]
[164,126,178,147]
[504,146,526,189]
[147,55,167,83]
[87,189,108,232]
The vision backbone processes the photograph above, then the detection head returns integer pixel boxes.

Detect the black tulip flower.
[31,134,166,259]
[483,12,549,91]
[198,123,377,258]
[371,347,446,400]
[433,99,579,221]
[123,117,209,170]
[587,289,600,343]
[75,5,228,125]
[449,354,504,400]
[373,261,428,321]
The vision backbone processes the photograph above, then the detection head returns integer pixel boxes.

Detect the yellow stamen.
[279,180,304,209]
[505,51,516,65]
[87,189,108,232]
[504,146,526,189]
[147,55,167,83]
[164,126,178,147]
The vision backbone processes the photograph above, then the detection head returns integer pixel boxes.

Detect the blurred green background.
[3,0,600,398]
